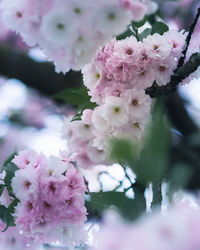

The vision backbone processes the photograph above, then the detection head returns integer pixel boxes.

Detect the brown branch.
[0,45,81,96]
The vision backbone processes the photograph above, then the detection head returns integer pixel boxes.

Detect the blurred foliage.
[108,138,140,165]
[167,162,193,199]
[109,101,171,186]
[86,191,145,221]
[133,101,170,185]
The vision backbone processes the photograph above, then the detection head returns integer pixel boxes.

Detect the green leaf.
[138,28,151,41]
[3,163,19,197]
[0,185,5,197]
[71,101,97,122]
[55,85,91,107]
[116,28,134,40]
[0,205,15,231]
[55,85,97,122]
[8,198,19,214]
[87,191,145,221]
[133,101,170,185]
[151,22,169,35]
[132,17,146,28]
[2,152,16,168]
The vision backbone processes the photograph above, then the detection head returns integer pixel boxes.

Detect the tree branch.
[0,45,81,96]
[145,53,200,98]
[165,93,199,136]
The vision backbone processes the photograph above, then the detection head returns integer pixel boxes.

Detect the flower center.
[108,13,116,21]
[126,48,133,55]
[57,23,65,30]
[133,122,140,129]
[153,44,159,50]
[25,181,31,188]
[96,73,100,79]
[74,7,81,14]
[48,169,53,176]
[50,183,56,192]
[114,107,120,113]
[16,11,23,18]
[159,66,166,72]
[132,99,139,106]
[27,202,33,210]
[84,124,90,129]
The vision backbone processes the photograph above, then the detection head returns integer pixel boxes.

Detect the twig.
[145,52,200,97]
[178,6,200,68]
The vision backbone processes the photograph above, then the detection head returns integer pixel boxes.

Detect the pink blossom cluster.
[62,116,108,169]
[0,0,156,73]
[81,30,187,150]
[93,199,200,250]
[9,149,87,249]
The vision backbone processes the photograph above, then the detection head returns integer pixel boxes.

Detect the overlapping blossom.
[5,149,87,249]
[62,115,108,169]
[81,30,187,150]
[0,220,40,250]
[0,0,156,73]
[93,197,200,250]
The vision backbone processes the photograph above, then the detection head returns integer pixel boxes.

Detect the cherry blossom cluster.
[93,197,200,250]
[81,30,187,150]
[62,116,108,169]
[6,149,87,249]
[0,0,156,73]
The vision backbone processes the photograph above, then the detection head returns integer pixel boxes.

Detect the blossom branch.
[145,52,200,97]
[146,6,200,98]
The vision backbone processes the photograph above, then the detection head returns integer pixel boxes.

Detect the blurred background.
[0,0,199,249]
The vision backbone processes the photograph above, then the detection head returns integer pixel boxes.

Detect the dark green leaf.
[116,28,134,40]
[151,22,169,35]
[71,101,97,122]
[2,152,16,168]
[54,85,90,107]
[0,185,5,197]
[3,163,19,197]
[87,191,145,221]
[55,85,97,122]
[138,28,151,41]
[0,205,15,231]
[132,17,146,28]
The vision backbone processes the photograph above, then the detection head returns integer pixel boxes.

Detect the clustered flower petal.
[0,0,156,73]
[10,149,87,249]
[0,220,40,250]
[80,31,187,150]
[61,117,108,169]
